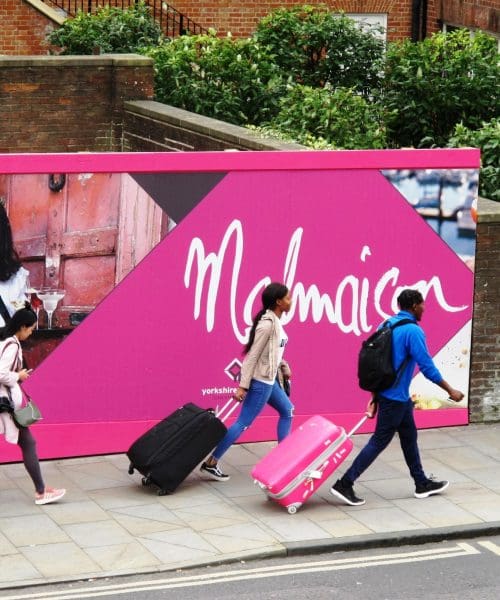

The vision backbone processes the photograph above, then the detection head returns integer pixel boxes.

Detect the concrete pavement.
[1,422,500,589]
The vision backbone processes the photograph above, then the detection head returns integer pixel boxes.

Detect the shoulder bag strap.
[0,340,20,408]
[0,295,11,325]
[0,340,20,371]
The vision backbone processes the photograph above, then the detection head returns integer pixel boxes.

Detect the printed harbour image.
[0,150,480,461]
[383,169,477,267]
[383,168,478,413]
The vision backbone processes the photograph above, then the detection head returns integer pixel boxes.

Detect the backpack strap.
[389,318,417,385]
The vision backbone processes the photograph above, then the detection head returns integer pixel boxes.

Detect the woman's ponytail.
[242,282,288,355]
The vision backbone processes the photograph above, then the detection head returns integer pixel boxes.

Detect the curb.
[4,523,500,592]
[284,521,500,556]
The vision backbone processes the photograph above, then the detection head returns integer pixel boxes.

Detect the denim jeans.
[343,396,426,486]
[213,379,294,461]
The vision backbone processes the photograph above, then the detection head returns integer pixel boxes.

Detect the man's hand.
[365,397,378,418]
[448,389,464,402]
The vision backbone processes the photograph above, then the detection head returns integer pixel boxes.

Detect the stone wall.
[122,101,305,152]
[0,55,154,153]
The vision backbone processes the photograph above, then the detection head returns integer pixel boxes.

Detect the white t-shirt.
[276,319,288,367]
[0,267,29,326]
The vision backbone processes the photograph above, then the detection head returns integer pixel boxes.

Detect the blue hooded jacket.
[379,310,442,402]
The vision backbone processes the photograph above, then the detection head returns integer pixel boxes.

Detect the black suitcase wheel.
[128,463,134,475]
[141,476,152,486]
[158,489,170,496]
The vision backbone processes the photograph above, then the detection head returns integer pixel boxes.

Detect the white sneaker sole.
[414,481,449,498]
[200,469,230,482]
[330,487,365,506]
[35,490,66,505]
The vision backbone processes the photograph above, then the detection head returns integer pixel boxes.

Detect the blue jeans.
[213,379,294,461]
[343,396,427,486]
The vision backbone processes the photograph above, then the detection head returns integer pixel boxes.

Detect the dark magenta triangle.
[131,172,227,223]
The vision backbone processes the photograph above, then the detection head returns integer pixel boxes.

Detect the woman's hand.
[233,387,247,402]
[280,361,292,379]
[17,368,31,382]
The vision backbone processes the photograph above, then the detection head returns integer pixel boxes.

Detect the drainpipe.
[411,0,428,41]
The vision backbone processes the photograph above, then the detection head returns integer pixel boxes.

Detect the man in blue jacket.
[331,288,464,506]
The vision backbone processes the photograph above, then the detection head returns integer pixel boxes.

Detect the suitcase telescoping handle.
[215,397,240,423]
[346,415,368,438]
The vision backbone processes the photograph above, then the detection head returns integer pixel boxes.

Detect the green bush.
[382,29,500,148]
[448,119,500,201]
[144,33,285,125]
[254,5,385,97]
[269,84,388,149]
[47,2,163,55]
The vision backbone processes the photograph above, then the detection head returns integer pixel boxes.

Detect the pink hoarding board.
[0,150,480,461]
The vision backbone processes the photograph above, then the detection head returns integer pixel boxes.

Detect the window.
[346,13,387,41]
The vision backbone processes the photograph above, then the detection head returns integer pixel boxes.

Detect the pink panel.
[0,150,479,462]
[0,149,480,174]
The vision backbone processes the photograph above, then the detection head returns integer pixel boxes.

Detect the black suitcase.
[127,401,236,495]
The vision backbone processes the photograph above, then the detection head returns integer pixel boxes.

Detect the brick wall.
[470,198,500,422]
[122,100,306,152]
[172,0,425,40]
[3,1,497,56]
[0,0,61,55]
[441,0,499,33]
[0,55,154,153]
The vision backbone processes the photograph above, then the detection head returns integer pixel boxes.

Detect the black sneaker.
[330,479,365,506]
[414,478,449,498]
[200,462,230,482]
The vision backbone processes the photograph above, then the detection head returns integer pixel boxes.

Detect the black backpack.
[357,319,414,392]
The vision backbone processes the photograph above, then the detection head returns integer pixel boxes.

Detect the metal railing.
[45,0,207,37]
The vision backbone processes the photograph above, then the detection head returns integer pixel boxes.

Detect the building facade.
[1,1,498,55]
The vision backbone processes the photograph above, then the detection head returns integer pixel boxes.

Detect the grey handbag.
[13,397,43,428]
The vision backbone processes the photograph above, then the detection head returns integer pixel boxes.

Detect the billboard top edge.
[0,148,481,174]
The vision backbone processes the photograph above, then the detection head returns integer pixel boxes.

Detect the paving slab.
[1,423,500,589]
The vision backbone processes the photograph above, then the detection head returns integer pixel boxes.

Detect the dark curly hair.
[397,289,424,310]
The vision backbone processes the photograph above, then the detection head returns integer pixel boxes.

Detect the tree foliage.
[270,84,387,149]
[144,33,284,125]
[448,119,500,201]
[47,2,163,55]
[253,5,385,97]
[382,29,500,148]
[44,4,500,197]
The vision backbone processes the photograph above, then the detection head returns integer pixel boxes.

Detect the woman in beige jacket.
[0,305,66,505]
[201,282,294,481]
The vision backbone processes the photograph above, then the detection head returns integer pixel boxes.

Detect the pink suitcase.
[251,415,367,514]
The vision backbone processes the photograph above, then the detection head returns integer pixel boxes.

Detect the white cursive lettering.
[184,220,468,341]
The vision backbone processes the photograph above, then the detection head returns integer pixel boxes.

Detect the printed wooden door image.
[0,172,169,367]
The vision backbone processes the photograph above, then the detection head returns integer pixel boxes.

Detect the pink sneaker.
[35,487,66,505]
